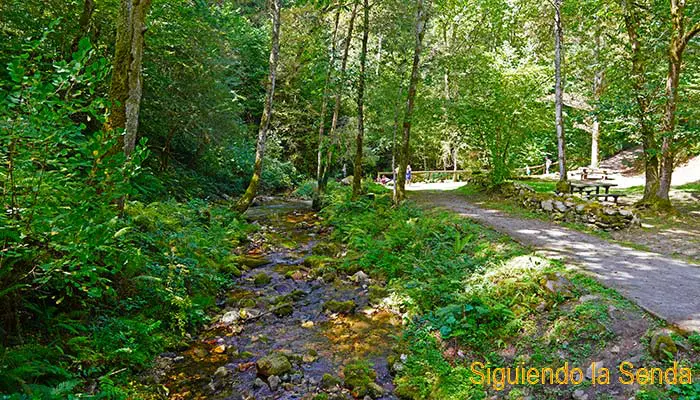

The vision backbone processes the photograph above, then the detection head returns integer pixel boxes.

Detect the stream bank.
[147,198,402,400]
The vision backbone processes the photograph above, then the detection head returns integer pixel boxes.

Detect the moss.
[323,300,356,314]
[234,255,270,268]
[314,242,342,256]
[649,333,678,360]
[555,180,571,194]
[368,285,388,304]
[253,273,271,286]
[321,373,342,389]
[343,360,380,397]
[272,303,294,317]
[303,255,331,269]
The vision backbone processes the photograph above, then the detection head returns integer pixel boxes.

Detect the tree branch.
[682,21,700,49]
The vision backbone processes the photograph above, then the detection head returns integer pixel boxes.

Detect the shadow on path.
[412,191,700,333]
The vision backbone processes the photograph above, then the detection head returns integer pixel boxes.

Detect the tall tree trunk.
[553,0,567,187]
[315,0,358,207]
[107,0,151,158]
[590,28,604,168]
[621,0,658,202]
[70,0,96,54]
[235,0,281,213]
[391,72,405,200]
[352,0,370,199]
[395,0,428,203]
[312,6,341,210]
[655,0,700,207]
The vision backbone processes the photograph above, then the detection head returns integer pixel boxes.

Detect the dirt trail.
[412,191,700,333]
[148,200,400,400]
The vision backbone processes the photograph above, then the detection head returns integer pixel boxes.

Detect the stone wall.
[510,184,640,231]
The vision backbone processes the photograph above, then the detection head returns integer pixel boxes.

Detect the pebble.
[573,389,588,400]
[268,375,281,391]
[254,377,266,389]
[214,366,228,379]
[301,320,314,328]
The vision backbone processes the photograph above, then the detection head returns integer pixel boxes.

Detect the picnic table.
[569,181,626,203]
[569,181,618,195]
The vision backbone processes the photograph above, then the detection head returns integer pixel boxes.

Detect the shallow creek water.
[151,199,401,400]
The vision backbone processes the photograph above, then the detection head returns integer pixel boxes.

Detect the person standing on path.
[406,165,412,186]
[545,156,552,175]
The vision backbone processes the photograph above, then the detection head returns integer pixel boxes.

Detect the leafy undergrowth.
[0,201,253,399]
[322,184,700,399]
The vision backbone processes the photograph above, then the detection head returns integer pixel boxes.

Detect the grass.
[322,184,700,399]
[456,180,700,264]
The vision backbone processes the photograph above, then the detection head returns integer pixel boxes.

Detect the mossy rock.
[254,273,272,286]
[649,332,678,360]
[323,300,356,314]
[313,394,329,400]
[343,360,381,398]
[240,298,257,308]
[256,352,292,377]
[321,373,342,389]
[234,255,270,268]
[314,242,342,256]
[303,255,330,269]
[217,262,242,277]
[393,377,421,400]
[368,285,388,304]
[273,303,294,317]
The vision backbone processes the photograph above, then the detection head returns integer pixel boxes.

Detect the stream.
[149,199,402,400]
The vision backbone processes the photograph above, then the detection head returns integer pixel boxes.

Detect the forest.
[1,0,700,399]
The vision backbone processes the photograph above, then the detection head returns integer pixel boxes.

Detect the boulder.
[554,201,567,212]
[649,331,678,360]
[256,353,292,377]
[541,200,554,212]
[351,271,370,285]
[542,273,574,298]
[323,300,356,314]
[268,375,281,391]
[220,310,240,325]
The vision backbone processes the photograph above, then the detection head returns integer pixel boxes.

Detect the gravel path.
[412,191,700,333]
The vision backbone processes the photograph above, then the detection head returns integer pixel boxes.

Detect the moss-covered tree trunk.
[352,0,369,199]
[107,0,151,158]
[590,28,604,168]
[553,0,568,191]
[621,0,658,203]
[314,0,358,208]
[235,0,281,214]
[395,0,428,203]
[654,0,699,208]
[312,7,341,210]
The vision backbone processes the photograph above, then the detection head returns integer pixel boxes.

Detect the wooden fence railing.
[376,169,472,182]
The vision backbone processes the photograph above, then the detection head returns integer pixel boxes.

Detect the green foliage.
[321,186,639,398]
[0,37,251,394]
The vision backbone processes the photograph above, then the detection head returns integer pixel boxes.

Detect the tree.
[313,5,341,209]
[654,0,700,207]
[553,0,568,190]
[314,0,358,208]
[395,0,428,203]
[107,0,152,158]
[235,0,282,213]
[70,0,95,54]
[590,25,604,168]
[352,0,370,198]
[620,0,658,203]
